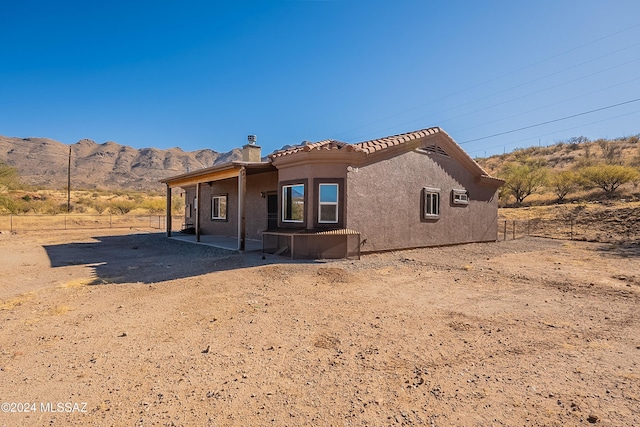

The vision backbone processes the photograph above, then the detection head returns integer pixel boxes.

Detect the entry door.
[267,193,278,230]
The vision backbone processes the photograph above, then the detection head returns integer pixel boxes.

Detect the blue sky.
[1,0,639,157]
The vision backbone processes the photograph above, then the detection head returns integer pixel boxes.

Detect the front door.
[267,193,278,230]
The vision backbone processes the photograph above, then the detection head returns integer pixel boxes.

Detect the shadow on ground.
[594,241,640,259]
[44,233,301,285]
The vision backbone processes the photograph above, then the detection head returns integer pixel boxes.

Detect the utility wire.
[354,54,640,142]
[330,23,640,141]
[468,109,640,155]
[455,76,640,134]
[459,98,640,145]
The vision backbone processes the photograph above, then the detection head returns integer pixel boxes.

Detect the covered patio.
[160,154,277,252]
[169,233,263,252]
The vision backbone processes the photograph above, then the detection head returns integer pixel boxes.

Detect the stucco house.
[160,127,504,259]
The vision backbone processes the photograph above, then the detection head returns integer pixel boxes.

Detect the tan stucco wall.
[277,163,348,229]
[183,170,278,240]
[346,149,500,252]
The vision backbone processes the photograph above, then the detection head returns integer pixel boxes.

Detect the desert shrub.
[0,194,18,214]
[567,136,589,144]
[91,200,109,214]
[141,198,166,214]
[171,195,184,216]
[577,165,638,196]
[41,201,66,215]
[109,200,136,214]
[0,161,20,191]
[596,139,624,165]
[548,170,579,202]
[498,159,549,205]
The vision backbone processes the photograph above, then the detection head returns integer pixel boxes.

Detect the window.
[282,184,305,222]
[185,203,192,218]
[452,189,469,205]
[211,195,227,220]
[423,187,440,218]
[318,183,339,223]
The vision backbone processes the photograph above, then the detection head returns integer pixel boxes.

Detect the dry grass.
[499,200,640,220]
[47,305,73,316]
[0,292,36,310]
[0,213,177,232]
[59,277,95,288]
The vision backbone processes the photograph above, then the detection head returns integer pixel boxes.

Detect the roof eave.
[270,149,366,168]
[160,161,273,186]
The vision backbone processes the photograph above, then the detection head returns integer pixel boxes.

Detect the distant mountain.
[0,136,243,192]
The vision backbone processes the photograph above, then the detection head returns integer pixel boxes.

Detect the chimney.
[242,134,261,162]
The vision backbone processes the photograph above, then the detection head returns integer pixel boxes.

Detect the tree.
[578,165,638,196]
[499,160,549,205]
[548,170,578,202]
[141,198,166,214]
[597,139,623,165]
[109,200,136,214]
[0,161,20,191]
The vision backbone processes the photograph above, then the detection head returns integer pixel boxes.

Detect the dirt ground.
[0,229,638,427]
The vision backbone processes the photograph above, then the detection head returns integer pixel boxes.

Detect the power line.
[330,23,640,141]
[468,109,640,155]
[459,98,640,145]
[352,53,640,142]
[455,75,640,134]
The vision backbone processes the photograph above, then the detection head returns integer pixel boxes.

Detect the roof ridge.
[269,138,365,159]
[352,127,441,154]
[269,127,442,159]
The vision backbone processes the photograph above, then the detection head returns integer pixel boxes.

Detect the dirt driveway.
[0,229,639,426]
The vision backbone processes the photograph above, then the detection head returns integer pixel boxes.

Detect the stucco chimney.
[242,135,261,162]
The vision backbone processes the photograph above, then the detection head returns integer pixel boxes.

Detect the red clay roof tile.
[268,127,446,159]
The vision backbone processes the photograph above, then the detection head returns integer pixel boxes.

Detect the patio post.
[237,166,246,251]
[166,184,172,237]
[196,182,201,242]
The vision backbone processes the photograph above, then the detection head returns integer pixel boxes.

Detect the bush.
[498,159,549,205]
[109,200,137,214]
[141,198,166,214]
[548,170,578,202]
[577,165,639,195]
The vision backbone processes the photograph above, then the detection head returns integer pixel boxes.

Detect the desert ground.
[0,229,638,426]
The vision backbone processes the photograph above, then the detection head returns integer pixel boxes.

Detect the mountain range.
[0,136,245,192]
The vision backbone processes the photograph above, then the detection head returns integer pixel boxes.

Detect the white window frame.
[318,183,339,224]
[282,183,305,223]
[452,189,469,205]
[211,195,227,220]
[423,187,440,218]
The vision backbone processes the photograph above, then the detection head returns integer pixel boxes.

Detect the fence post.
[527,219,530,236]
[503,220,507,241]
[10,214,13,233]
[512,220,516,240]
[570,218,574,240]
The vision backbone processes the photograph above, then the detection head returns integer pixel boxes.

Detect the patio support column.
[165,184,172,237]
[196,182,201,242]
[237,166,246,251]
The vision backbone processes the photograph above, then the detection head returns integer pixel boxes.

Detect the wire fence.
[0,214,184,233]
[2,214,636,244]
[499,216,639,243]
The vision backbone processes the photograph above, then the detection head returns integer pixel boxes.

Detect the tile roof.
[267,126,502,186]
[269,127,442,160]
[352,127,441,154]
[269,139,366,159]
